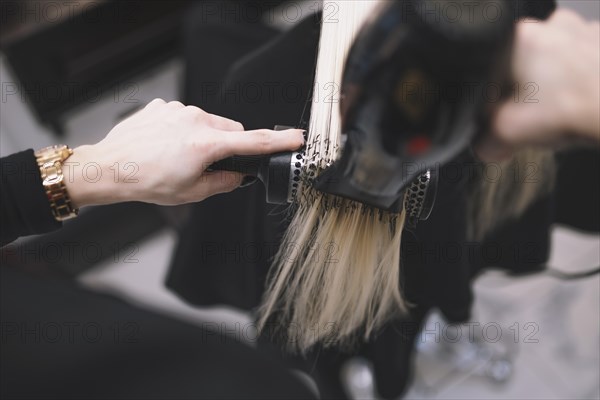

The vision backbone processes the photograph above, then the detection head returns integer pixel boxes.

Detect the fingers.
[182,107,244,131]
[207,129,305,162]
[205,113,244,131]
[145,98,166,109]
[145,98,186,112]
[549,8,585,31]
[495,101,562,146]
[165,101,185,111]
[475,100,558,162]
[475,102,533,162]
[194,171,244,199]
[171,103,245,131]
[142,99,305,166]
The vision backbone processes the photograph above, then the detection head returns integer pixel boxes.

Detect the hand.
[63,99,304,207]
[476,9,600,162]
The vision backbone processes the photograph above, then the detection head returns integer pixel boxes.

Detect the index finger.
[208,128,305,162]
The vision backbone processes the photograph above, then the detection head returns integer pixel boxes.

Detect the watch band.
[35,145,79,221]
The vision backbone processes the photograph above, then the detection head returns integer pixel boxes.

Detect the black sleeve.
[1,149,62,246]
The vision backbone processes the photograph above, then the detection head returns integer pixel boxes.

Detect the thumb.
[475,101,553,162]
[494,101,558,146]
[474,102,521,162]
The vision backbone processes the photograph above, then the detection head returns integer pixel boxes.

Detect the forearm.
[61,144,130,208]
[1,99,304,246]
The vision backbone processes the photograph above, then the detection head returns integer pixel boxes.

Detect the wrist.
[560,95,600,144]
[63,145,125,207]
[34,145,80,221]
[578,96,600,143]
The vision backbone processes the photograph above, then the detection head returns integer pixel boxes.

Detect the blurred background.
[1,1,599,399]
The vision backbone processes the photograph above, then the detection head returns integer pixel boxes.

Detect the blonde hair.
[468,149,555,240]
[257,0,406,352]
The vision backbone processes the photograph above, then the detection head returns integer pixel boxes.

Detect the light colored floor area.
[404,226,600,400]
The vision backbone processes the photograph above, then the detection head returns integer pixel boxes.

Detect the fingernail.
[300,129,307,143]
[240,176,258,188]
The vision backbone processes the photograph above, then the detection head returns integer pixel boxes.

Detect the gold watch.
[34,144,79,221]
